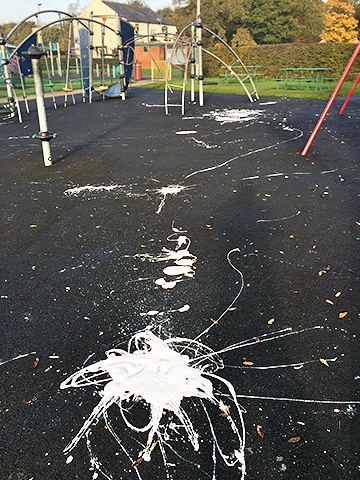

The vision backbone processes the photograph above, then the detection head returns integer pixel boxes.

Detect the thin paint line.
[194,248,244,342]
[257,210,301,223]
[0,351,36,366]
[184,127,304,180]
[225,356,338,370]
[234,394,360,404]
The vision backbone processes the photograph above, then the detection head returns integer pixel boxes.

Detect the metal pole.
[0,36,16,117]
[196,0,203,107]
[27,46,56,166]
[301,42,360,156]
[190,24,196,102]
[338,72,360,115]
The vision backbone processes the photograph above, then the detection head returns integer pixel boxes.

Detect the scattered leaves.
[338,312,348,318]
[32,357,40,368]
[287,436,301,443]
[256,425,265,439]
[325,299,334,305]
[268,318,275,325]
[319,358,330,367]
[206,224,213,230]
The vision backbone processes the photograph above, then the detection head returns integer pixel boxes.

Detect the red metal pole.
[338,72,360,115]
[301,42,360,156]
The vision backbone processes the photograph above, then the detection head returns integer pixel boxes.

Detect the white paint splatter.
[132,225,197,290]
[140,304,190,316]
[204,108,264,125]
[175,130,198,135]
[61,328,246,478]
[64,184,127,196]
[155,184,191,214]
[191,137,219,149]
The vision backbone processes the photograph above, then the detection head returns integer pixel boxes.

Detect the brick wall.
[134,45,165,69]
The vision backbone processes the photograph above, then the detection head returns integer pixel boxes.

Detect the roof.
[103,1,175,26]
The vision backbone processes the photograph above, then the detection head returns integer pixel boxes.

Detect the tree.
[293,0,326,43]
[246,0,302,44]
[231,27,256,47]
[163,0,250,41]
[321,0,359,42]
[67,1,84,16]
[351,0,360,33]
[127,0,148,7]
[1,21,37,45]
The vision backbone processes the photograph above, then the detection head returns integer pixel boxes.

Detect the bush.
[203,43,360,79]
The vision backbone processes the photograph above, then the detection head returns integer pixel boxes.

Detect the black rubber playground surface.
[0,88,359,480]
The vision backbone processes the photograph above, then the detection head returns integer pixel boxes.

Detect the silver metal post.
[196,0,203,107]
[27,46,56,166]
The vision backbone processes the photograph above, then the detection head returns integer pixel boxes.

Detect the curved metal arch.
[203,26,258,101]
[8,15,134,60]
[5,10,89,43]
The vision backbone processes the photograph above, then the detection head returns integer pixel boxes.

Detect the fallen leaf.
[150,440,159,453]
[227,307,237,311]
[219,412,229,418]
[256,425,265,439]
[210,317,218,324]
[279,250,285,255]
[32,357,40,368]
[325,299,335,305]
[84,316,90,321]
[334,292,341,298]
[268,318,275,324]
[132,458,144,468]
[338,312,348,318]
[318,270,327,276]
[219,399,231,414]
[288,436,301,443]
[243,361,254,366]
[30,224,37,228]
[319,358,330,367]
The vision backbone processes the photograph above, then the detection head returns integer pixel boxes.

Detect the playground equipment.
[301,42,360,156]
[164,0,259,115]
[4,9,135,111]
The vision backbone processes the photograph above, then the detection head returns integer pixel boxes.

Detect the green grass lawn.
[1,72,359,101]
[136,75,360,100]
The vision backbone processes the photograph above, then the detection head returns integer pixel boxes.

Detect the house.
[79,0,177,68]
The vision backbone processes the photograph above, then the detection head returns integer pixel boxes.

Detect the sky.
[0,0,172,24]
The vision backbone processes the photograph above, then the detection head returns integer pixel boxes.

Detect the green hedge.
[203,43,360,79]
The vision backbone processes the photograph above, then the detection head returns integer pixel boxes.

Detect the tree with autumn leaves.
[159,0,359,44]
[321,0,359,42]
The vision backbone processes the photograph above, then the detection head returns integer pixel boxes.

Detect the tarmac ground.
[0,87,359,480]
